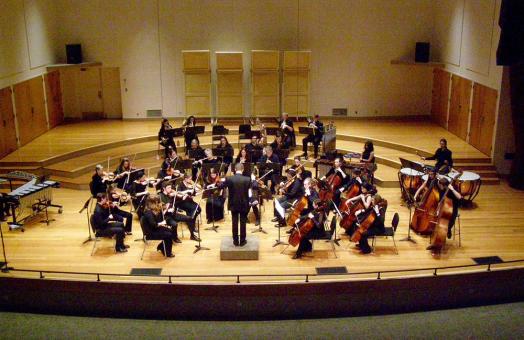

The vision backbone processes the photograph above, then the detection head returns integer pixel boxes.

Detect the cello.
[318,170,343,201]
[288,205,324,247]
[286,196,308,227]
[339,200,364,231]
[350,200,387,242]
[429,184,455,252]
[410,180,440,235]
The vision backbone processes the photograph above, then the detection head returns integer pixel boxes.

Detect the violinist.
[160,181,200,242]
[273,168,304,227]
[158,118,176,156]
[245,135,263,163]
[107,187,133,235]
[292,198,326,259]
[270,133,288,165]
[290,156,304,175]
[183,115,198,153]
[163,147,179,170]
[155,162,182,191]
[354,194,387,255]
[189,139,205,181]
[175,173,202,221]
[142,195,177,257]
[204,168,225,223]
[279,112,295,147]
[130,173,151,218]
[415,175,462,244]
[91,193,128,253]
[90,164,108,197]
[302,114,324,159]
[216,136,234,171]
[114,158,134,191]
[422,138,453,174]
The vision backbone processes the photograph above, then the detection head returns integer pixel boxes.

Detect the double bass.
[410,180,440,235]
[429,185,454,251]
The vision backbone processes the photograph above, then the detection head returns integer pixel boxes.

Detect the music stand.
[239,124,251,135]
[212,149,230,174]
[265,127,279,136]
[251,149,263,164]
[233,162,252,177]
[276,149,290,164]
[212,125,229,136]
[167,127,184,138]
[299,126,315,135]
[245,131,262,139]
[257,162,281,176]
[188,149,205,161]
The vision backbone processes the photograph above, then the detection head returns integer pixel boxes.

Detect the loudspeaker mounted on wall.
[415,42,430,63]
[66,44,83,64]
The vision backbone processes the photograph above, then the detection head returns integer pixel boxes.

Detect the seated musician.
[292,198,326,259]
[354,194,387,255]
[130,173,150,218]
[107,188,133,235]
[183,115,198,153]
[142,195,177,257]
[235,147,251,164]
[320,157,348,206]
[189,139,205,181]
[302,114,324,159]
[279,112,295,147]
[175,173,202,228]
[245,135,263,163]
[204,168,225,224]
[90,164,108,197]
[217,136,234,171]
[360,140,375,164]
[270,132,287,152]
[248,174,261,227]
[158,118,176,157]
[163,147,179,170]
[114,158,134,191]
[91,193,128,253]
[415,175,462,244]
[286,177,319,234]
[160,181,199,242]
[422,138,453,174]
[343,183,377,235]
[273,168,304,227]
[338,168,365,195]
[259,146,281,193]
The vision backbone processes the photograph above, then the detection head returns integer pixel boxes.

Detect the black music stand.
[257,162,281,177]
[299,126,315,135]
[245,131,262,139]
[188,149,205,161]
[212,125,229,136]
[174,159,193,172]
[276,149,290,165]
[239,124,251,135]
[166,127,184,138]
[79,196,94,244]
[212,148,230,174]
[187,126,205,136]
[251,149,263,164]
[265,127,280,136]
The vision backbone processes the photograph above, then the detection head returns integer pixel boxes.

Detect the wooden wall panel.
[469,83,498,156]
[430,68,451,128]
[448,75,472,141]
[0,87,18,158]
[44,70,64,128]
[101,67,122,119]
[183,50,211,117]
[282,51,310,117]
[251,50,279,117]
[216,52,243,117]
[14,77,48,146]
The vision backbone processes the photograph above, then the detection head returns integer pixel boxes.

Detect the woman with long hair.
[141,195,178,257]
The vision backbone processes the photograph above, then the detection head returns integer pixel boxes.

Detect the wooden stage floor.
[0,118,521,283]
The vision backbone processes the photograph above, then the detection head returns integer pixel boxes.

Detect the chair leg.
[162,241,167,257]
[371,237,376,253]
[392,236,398,254]
[141,239,148,260]
[331,241,337,259]
[91,238,97,256]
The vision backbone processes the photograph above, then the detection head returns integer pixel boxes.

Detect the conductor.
[219,163,252,246]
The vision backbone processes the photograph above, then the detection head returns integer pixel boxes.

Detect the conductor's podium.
[220,236,259,260]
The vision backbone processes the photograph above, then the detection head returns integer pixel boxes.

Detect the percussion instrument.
[452,171,481,203]
[398,168,424,200]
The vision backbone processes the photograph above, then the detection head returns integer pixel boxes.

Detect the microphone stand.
[330,199,342,246]
[0,219,13,272]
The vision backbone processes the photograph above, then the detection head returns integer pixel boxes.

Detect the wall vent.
[147,109,162,118]
[332,108,347,116]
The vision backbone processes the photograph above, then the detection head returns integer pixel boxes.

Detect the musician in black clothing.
[130,174,150,218]
[114,158,134,191]
[91,193,128,252]
[338,168,365,194]
[302,115,324,159]
[204,168,225,223]
[248,175,261,226]
[158,118,176,157]
[0,194,9,222]
[245,135,263,163]
[216,136,234,172]
[273,168,304,226]
[356,194,387,255]
[107,188,133,235]
[188,139,205,180]
[259,146,281,193]
[90,164,108,197]
[175,173,202,222]
[321,157,349,207]
[142,195,177,257]
[183,115,198,153]
[217,163,252,246]
[422,138,453,174]
[279,112,295,147]
[160,181,200,242]
[163,147,179,170]
[293,198,326,259]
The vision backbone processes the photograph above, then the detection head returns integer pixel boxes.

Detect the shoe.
[255,220,260,226]
[116,247,128,253]
[125,232,132,236]
[233,241,239,246]
[271,217,279,222]
[174,238,182,243]
[239,240,247,247]
[166,253,175,258]
[123,244,130,249]
[360,248,372,254]
[292,252,303,259]
[190,235,201,242]
[447,230,452,239]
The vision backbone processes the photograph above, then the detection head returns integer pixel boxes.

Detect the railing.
[3,259,524,284]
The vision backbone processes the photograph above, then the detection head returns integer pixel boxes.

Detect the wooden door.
[76,67,103,118]
[448,75,472,141]
[13,76,48,146]
[282,51,310,117]
[0,87,18,158]
[431,68,451,128]
[183,50,211,117]
[101,67,122,119]
[469,83,498,156]
[251,50,280,117]
[45,70,64,128]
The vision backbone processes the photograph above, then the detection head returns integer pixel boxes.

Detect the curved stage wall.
[1,268,524,320]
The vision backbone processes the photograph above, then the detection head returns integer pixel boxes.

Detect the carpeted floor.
[1,302,524,339]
